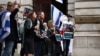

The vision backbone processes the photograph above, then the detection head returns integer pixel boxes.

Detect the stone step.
[73,36,100,48]
[74,32,100,37]
[73,48,100,56]
[75,24,100,31]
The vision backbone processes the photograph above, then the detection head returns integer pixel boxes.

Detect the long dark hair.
[27,11,37,19]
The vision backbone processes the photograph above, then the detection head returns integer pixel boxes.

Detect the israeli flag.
[0,11,11,42]
[51,5,64,51]
[56,0,63,4]
[51,4,63,26]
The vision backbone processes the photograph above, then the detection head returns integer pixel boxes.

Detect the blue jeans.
[2,41,14,56]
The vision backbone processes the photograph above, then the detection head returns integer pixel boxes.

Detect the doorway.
[33,0,68,22]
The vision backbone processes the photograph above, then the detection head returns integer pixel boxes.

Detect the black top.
[24,19,35,39]
[5,8,19,41]
[33,19,45,42]
[47,29,56,43]
[24,18,45,42]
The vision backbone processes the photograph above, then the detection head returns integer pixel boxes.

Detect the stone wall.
[68,0,75,16]
[1,0,100,56]
[70,0,100,56]
[0,0,33,18]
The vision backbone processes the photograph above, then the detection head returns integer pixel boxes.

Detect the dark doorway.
[33,0,51,22]
[33,0,68,22]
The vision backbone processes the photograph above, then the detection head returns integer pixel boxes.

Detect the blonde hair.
[47,20,53,29]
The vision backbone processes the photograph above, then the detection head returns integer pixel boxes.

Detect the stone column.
[73,0,100,56]
[68,0,75,16]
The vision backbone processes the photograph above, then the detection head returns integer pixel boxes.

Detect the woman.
[23,11,37,56]
[47,20,62,56]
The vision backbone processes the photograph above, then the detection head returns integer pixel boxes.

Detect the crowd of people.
[0,1,75,56]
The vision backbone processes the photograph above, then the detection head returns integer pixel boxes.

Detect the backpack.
[24,18,33,29]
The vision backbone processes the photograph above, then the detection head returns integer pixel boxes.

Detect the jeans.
[2,41,14,56]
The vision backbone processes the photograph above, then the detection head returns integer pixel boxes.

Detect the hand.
[34,25,39,30]
[53,32,55,34]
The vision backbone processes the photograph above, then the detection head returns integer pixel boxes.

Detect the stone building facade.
[68,0,100,56]
[0,0,100,56]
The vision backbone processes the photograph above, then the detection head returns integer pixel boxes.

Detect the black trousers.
[20,47,25,56]
[0,43,2,56]
[34,41,44,56]
[63,39,70,56]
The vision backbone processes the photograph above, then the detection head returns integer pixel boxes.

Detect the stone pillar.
[68,0,75,16]
[73,0,100,56]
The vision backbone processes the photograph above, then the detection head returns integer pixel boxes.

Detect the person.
[0,2,14,56]
[47,20,56,56]
[23,11,37,56]
[11,1,21,56]
[1,1,20,56]
[34,11,45,56]
[63,14,75,56]
[67,14,75,56]
[0,5,4,56]
[0,6,4,13]
[20,9,33,56]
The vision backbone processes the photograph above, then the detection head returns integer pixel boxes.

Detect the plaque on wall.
[75,16,100,23]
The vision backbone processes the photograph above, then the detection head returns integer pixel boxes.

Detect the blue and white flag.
[51,4,68,51]
[51,4,62,27]
[51,0,73,54]
[51,4,68,30]
[0,10,11,42]
[51,5,64,51]
[56,0,63,4]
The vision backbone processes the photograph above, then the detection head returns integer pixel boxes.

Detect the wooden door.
[33,0,51,22]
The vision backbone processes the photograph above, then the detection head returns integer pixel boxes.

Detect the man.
[63,14,75,56]
[0,5,4,56]
[0,6,4,13]
[38,11,48,56]
[0,2,14,56]
[0,1,20,56]
[34,11,45,56]
[10,2,21,56]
